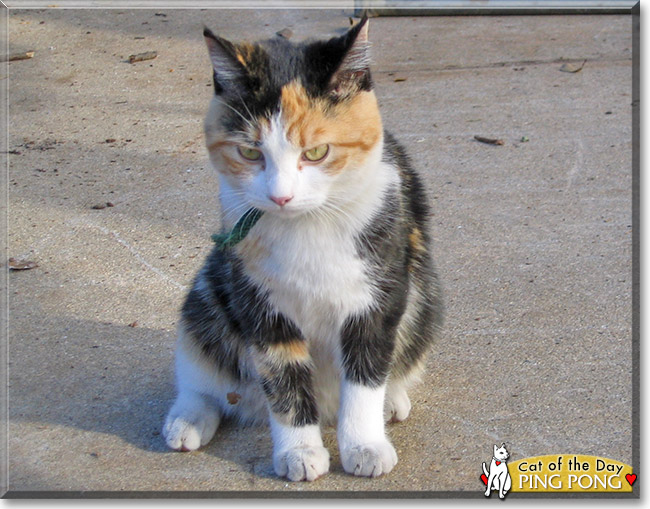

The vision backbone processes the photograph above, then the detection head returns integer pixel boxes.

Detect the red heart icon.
[626,474,637,486]
[496,461,501,466]
[481,474,488,485]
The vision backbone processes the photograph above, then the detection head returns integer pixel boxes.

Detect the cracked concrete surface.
[6,8,635,496]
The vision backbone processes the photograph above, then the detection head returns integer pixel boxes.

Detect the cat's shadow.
[13,317,398,480]
[11,317,336,478]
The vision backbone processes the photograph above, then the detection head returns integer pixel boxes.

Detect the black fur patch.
[339,131,443,386]
[385,131,444,377]
[341,177,409,386]
[259,359,319,426]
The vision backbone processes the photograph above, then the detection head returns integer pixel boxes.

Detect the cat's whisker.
[235,90,257,132]
[221,203,252,222]
[219,188,249,201]
[319,200,358,229]
[310,205,344,234]
[214,98,256,134]
[309,207,339,234]
[218,188,251,205]
[219,197,253,220]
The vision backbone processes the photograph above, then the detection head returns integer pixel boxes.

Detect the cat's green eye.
[237,146,263,161]
[303,144,329,162]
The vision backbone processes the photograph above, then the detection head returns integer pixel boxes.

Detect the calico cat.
[162,17,443,481]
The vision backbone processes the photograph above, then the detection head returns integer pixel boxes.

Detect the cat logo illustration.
[481,443,512,499]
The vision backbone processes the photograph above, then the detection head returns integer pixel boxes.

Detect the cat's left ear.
[203,27,246,95]
[328,16,372,96]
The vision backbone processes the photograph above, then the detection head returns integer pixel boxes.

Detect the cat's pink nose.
[270,195,293,207]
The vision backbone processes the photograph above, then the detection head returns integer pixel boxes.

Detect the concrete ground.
[5,7,635,496]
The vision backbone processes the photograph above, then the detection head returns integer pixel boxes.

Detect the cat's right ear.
[327,16,372,97]
[203,27,245,95]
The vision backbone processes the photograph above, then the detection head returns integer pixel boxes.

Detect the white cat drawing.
[483,443,512,499]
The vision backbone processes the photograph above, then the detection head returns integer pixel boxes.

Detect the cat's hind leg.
[384,380,411,423]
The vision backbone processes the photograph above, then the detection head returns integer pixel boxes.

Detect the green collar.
[211,208,264,250]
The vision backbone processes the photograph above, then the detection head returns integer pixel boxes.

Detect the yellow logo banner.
[509,454,634,493]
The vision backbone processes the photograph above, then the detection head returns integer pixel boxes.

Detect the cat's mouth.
[250,203,308,220]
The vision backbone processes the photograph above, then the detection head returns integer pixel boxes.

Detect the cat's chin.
[267,207,311,219]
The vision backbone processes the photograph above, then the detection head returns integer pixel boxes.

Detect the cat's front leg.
[485,473,495,497]
[338,380,397,477]
[253,339,329,482]
[337,314,399,477]
[163,338,222,452]
[269,418,329,482]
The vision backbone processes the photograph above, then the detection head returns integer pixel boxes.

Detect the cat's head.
[203,18,383,218]
[494,444,510,461]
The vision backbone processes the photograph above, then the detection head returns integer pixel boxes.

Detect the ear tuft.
[328,16,372,96]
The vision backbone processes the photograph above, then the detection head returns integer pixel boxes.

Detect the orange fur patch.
[204,96,265,177]
[409,227,426,254]
[206,139,233,152]
[280,81,382,174]
[206,134,263,176]
[252,340,311,376]
[234,43,257,68]
[267,340,310,364]
[205,81,382,178]
[220,152,249,175]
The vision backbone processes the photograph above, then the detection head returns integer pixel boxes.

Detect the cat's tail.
[482,462,489,477]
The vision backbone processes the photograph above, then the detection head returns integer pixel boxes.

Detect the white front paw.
[341,440,398,477]
[162,397,220,452]
[273,446,330,482]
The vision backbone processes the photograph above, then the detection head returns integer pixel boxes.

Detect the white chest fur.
[245,216,376,342]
